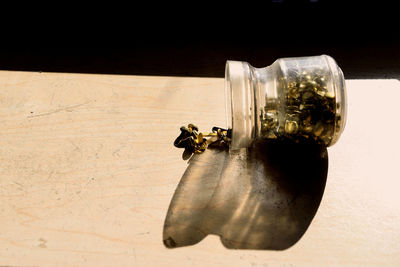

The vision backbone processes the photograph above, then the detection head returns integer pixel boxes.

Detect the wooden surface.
[0,71,399,266]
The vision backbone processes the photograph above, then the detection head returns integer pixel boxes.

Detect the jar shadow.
[163,141,328,250]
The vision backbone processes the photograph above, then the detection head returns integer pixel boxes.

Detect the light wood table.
[0,71,399,266]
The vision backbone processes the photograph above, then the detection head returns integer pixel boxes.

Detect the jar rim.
[225,60,255,150]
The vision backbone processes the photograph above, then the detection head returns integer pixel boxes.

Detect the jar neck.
[253,66,273,141]
[225,61,270,149]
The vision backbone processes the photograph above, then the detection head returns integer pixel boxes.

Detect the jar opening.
[225,60,255,150]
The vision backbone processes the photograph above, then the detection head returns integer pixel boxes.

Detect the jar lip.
[225,60,255,149]
[225,61,233,130]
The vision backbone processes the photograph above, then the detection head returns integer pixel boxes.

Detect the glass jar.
[225,55,347,149]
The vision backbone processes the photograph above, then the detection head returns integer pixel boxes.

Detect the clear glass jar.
[225,55,347,149]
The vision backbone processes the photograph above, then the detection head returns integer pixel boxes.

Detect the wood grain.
[0,71,399,266]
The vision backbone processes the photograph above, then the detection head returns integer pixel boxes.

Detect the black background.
[1,1,398,79]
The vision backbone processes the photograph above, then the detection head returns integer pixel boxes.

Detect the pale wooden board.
[0,71,399,266]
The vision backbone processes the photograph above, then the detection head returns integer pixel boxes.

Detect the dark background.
[1,1,399,79]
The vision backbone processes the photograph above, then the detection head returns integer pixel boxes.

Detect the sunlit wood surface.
[0,71,399,266]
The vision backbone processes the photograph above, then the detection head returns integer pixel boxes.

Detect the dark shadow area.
[1,42,399,79]
[1,2,399,79]
[163,141,328,250]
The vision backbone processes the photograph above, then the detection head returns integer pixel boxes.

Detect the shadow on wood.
[163,141,328,250]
